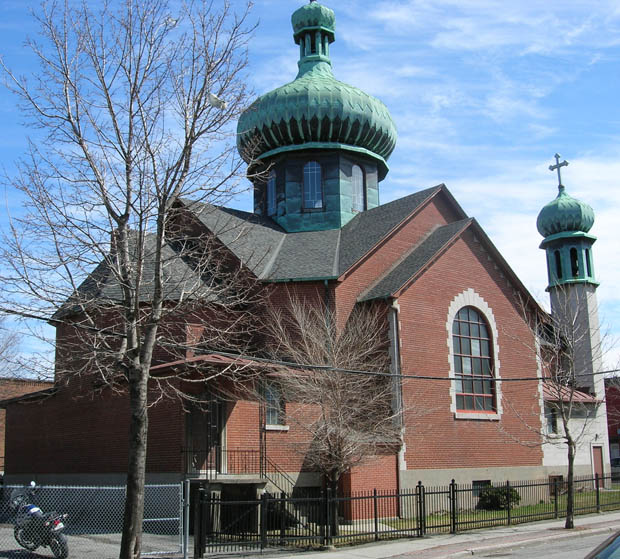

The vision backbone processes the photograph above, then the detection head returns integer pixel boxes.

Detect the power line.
[2,306,618,383]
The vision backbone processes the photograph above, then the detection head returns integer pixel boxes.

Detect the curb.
[450,524,617,557]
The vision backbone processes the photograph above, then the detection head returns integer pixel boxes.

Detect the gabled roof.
[359,217,542,310]
[184,185,456,282]
[359,219,472,301]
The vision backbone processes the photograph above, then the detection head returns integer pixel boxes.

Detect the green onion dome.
[536,186,595,237]
[291,1,335,41]
[237,1,397,179]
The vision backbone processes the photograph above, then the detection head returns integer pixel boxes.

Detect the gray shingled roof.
[186,185,445,281]
[187,202,287,279]
[337,186,443,274]
[55,233,215,319]
[359,219,472,301]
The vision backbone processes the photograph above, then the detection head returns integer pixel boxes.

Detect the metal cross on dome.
[549,153,569,191]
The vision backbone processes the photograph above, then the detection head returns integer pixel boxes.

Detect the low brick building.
[0,377,53,473]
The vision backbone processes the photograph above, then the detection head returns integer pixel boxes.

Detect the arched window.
[303,161,323,209]
[266,170,276,216]
[352,165,364,212]
[570,247,579,277]
[585,249,592,277]
[554,250,563,280]
[452,307,495,412]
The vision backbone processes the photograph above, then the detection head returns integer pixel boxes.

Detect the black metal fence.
[194,474,620,556]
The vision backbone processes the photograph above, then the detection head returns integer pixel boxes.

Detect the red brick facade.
[3,187,548,498]
[0,378,53,473]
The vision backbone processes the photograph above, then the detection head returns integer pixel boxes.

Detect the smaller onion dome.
[292,1,336,43]
[536,186,595,238]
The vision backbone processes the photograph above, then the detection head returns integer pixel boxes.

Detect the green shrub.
[476,486,521,510]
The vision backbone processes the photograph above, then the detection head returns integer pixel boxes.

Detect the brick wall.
[5,384,183,475]
[0,378,53,472]
[396,230,543,471]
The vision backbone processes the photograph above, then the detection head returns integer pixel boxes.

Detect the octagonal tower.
[237,1,397,233]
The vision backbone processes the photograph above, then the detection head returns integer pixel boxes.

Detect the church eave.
[253,141,390,180]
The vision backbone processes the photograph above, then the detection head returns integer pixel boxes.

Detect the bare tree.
[0,318,20,376]
[0,1,258,557]
[260,298,404,500]
[504,288,608,530]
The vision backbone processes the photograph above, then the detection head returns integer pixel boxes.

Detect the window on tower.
[452,307,496,412]
[303,161,323,209]
[352,165,365,212]
[570,247,579,278]
[554,250,563,280]
[266,170,276,216]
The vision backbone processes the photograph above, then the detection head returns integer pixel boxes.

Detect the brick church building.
[1,1,609,497]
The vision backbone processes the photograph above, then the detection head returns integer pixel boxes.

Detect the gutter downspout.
[324,280,333,359]
[388,298,406,492]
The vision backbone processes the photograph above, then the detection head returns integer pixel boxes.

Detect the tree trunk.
[119,366,150,559]
[565,438,575,529]
[328,477,340,537]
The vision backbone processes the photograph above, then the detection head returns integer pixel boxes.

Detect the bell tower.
[536,154,603,397]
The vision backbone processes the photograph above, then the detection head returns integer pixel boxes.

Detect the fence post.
[325,488,332,547]
[260,492,268,550]
[182,480,190,559]
[449,479,457,534]
[280,491,287,545]
[373,489,379,542]
[194,487,205,559]
[415,482,423,537]
[554,479,559,519]
[596,473,601,513]
[506,481,511,526]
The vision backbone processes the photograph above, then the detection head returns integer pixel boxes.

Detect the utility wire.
[2,306,618,383]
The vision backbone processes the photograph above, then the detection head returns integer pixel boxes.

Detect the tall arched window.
[554,250,563,280]
[570,247,579,277]
[452,307,495,412]
[266,170,276,216]
[352,165,364,212]
[303,161,323,209]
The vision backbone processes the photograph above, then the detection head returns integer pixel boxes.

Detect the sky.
[0,0,618,368]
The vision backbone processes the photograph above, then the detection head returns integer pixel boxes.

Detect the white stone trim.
[446,288,503,419]
[264,424,290,432]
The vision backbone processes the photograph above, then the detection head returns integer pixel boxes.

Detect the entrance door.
[189,396,223,475]
[593,445,604,485]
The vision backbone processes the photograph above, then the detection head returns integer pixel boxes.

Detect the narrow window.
[303,161,323,209]
[453,307,495,412]
[351,165,364,212]
[266,170,276,216]
[570,247,579,277]
[585,249,592,277]
[554,250,563,280]
[265,381,285,426]
[545,405,558,434]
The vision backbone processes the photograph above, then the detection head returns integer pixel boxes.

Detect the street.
[455,532,612,558]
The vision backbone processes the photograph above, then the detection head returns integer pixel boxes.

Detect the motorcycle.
[9,481,69,558]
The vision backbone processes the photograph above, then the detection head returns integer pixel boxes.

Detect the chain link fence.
[0,483,183,558]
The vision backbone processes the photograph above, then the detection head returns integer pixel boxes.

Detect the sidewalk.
[265,511,620,559]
